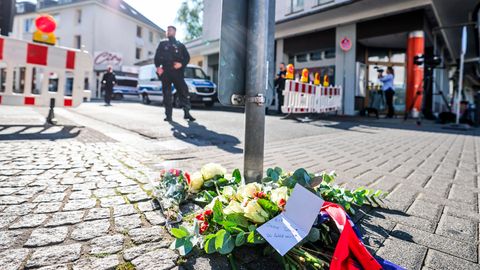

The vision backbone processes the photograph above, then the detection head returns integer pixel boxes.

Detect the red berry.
[185,172,191,184]
[279,198,286,208]
[195,213,204,221]
[204,209,213,216]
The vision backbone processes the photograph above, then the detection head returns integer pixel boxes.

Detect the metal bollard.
[46,98,57,125]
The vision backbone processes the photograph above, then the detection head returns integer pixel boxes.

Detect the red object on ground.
[322,202,382,270]
[35,15,57,33]
[406,31,424,114]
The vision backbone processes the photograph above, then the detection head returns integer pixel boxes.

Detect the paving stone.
[71,219,111,241]
[63,199,97,211]
[0,248,30,270]
[407,199,443,221]
[3,203,37,216]
[37,265,70,270]
[128,226,165,244]
[376,237,427,270]
[131,249,178,270]
[113,204,138,217]
[137,201,160,212]
[448,184,477,204]
[117,185,143,194]
[123,242,170,261]
[85,208,111,221]
[34,202,63,214]
[436,215,477,242]
[144,211,166,226]
[94,188,118,198]
[115,214,142,232]
[73,255,118,270]
[370,208,436,233]
[0,215,18,229]
[25,227,69,247]
[100,196,126,207]
[126,192,151,203]
[391,224,478,262]
[0,195,30,205]
[0,187,22,195]
[26,243,82,268]
[9,214,48,229]
[69,190,93,199]
[0,230,25,249]
[72,182,96,191]
[46,211,85,227]
[358,215,396,248]
[33,193,66,203]
[424,249,480,270]
[89,234,125,255]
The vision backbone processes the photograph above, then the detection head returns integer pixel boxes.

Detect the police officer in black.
[101,65,116,106]
[154,25,195,122]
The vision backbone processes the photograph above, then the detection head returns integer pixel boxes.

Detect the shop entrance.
[365,48,406,113]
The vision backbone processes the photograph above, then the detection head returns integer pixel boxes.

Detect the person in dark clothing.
[379,66,395,118]
[101,66,116,106]
[274,63,286,114]
[154,25,195,122]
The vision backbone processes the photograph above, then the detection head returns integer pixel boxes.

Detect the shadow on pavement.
[169,121,242,154]
[0,124,81,141]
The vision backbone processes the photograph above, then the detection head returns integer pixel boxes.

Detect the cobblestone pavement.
[1,104,480,269]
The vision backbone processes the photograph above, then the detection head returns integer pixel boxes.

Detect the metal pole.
[455,26,467,125]
[243,0,275,183]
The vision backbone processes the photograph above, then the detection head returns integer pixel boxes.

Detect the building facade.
[188,0,479,116]
[13,0,165,98]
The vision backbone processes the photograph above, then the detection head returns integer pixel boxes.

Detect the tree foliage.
[176,0,203,41]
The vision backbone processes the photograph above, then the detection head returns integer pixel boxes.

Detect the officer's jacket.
[101,72,116,89]
[154,38,190,72]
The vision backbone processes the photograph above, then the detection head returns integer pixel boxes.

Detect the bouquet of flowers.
[153,164,397,270]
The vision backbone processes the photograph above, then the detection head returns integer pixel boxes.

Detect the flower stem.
[227,254,238,270]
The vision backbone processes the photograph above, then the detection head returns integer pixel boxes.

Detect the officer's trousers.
[161,71,191,119]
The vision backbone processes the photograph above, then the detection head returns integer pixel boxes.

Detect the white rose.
[189,171,204,193]
[201,163,227,180]
[222,186,236,200]
[223,200,244,215]
[243,199,269,223]
[236,183,262,201]
[270,186,289,207]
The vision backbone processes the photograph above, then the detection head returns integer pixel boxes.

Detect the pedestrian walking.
[274,63,286,114]
[379,66,395,118]
[101,66,116,106]
[154,25,195,122]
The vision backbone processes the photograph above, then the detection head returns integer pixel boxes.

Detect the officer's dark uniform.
[101,71,116,105]
[154,37,193,121]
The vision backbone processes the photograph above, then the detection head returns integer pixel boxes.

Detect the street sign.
[218,1,248,106]
[340,37,352,52]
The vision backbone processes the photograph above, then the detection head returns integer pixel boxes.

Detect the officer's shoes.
[164,117,173,122]
[185,115,196,122]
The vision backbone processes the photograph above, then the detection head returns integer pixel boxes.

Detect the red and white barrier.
[0,36,92,107]
[282,80,342,114]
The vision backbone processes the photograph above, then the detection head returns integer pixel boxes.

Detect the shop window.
[310,51,322,61]
[317,0,334,5]
[48,72,59,92]
[137,26,142,38]
[324,48,336,59]
[136,48,142,60]
[13,67,26,94]
[84,72,90,90]
[291,0,304,13]
[76,9,82,24]
[65,72,74,96]
[368,49,389,62]
[0,64,6,92]
[149,31,153,43]
[391,51,406,63]
[288,55,295,65]
[296,53,307,62]
[24,18,34,33]
[31,67,45,95]
[74,35,81,49]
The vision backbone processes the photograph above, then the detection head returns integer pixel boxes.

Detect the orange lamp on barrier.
[33,15,57,45]
[301,68,309,83]
[286,64,294,80]
[323,74,329,87]
[314,73,320,85]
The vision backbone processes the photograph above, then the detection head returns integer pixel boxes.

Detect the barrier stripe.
[27,44,48,66]
[281,80,342,114]
[0,38,3,60]
[24,96,35,105]
[66,50,75,69]
[64,98,73,107]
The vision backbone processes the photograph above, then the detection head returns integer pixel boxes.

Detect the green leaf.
[257,199,280,217]
[212,199,224,223]
[247,231,266,244]
[293,168,311,187]
[235,231,246,247]
[232,169,242,184]
[215,229,235,254]
[306,228,320,242]
[261,177,274,183]
[170,227,189,239]
[225,213,250,229]
[204,236,217,254]
[203,180,215,188]
[217,178,229,186]
[248,225,257,232]
[170,238,193,256]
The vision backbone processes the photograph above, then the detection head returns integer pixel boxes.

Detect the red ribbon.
[322,202,382,270]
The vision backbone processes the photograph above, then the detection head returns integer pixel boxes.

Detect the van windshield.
[184,67,207,80]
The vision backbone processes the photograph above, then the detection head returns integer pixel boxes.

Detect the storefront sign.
[94,51,123,71]
[340,37,352,52]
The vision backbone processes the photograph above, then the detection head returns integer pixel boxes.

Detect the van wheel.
[204,101,214,108]
[113,93,123,100]
[142,94,151,105]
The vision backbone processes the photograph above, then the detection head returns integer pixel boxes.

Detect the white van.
[137,64,217,107]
